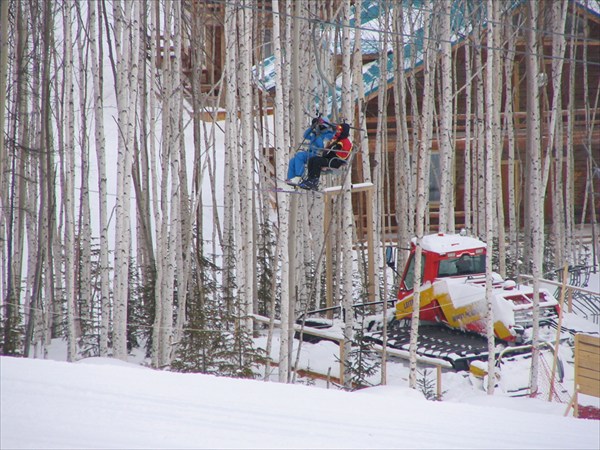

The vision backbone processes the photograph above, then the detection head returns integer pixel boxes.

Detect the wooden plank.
[578,377,600,398]
[579,343,600,358]
[578,334,600,347]
[576,351,600,372]
[575,334,600,399]
[577,366,600,382]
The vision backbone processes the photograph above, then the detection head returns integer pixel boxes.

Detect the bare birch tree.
[0,0,9,195]
[502,12,518,276]
[545,0,569,267]
[238,0,256,335]
[112,0,141,360]
[525,1,544,395]
[61,1,78,361]
[88,0,111,357]
[438,0,455,234]
[7,0,30,356]
[74,1,93,349]
[271,0,292,383]
[340,0,355,390]
[484,0,499,394]
[463,36,473,235]
[409,2,436,390]
[392,1,413,255]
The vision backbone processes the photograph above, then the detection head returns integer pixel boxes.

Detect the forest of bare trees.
[0,0,598,391]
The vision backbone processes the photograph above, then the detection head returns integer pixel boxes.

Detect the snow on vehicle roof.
[413,233,487,254]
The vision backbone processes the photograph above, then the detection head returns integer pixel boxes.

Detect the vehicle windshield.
[438,254,485,277]
[402,254,425,291]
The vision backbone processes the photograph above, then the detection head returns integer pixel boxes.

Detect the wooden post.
[289,195,298,381]
[566,334,600,417]
[365,186,376,305]
[549,264,569,401]
[436,365,442,400]
[325,193,333,318]
[338,337,345,386]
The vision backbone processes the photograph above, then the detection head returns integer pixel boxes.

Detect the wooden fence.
[251,314,447,393]
[565,334,600,417]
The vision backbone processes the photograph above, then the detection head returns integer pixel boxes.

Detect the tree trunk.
[484,0,499,395]
[409,1,435,390]
[112,0,141,361]
[238,0,255,335]
[88,0,111,357]
[525,1,543,395]
[61,1,78,361]
[438,0,454,234]
[271,0,292,383]
[392,2,412,252]
[503,16,518,277]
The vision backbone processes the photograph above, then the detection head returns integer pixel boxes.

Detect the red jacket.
[328,123,352,159]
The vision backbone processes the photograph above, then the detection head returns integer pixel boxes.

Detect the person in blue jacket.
[286,117,335,186]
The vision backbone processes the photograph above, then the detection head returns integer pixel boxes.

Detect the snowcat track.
[365,323,492,371]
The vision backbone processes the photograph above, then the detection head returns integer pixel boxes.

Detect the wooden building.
[350,0,600,237]
[176,1,599,239]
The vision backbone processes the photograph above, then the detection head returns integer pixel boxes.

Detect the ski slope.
[2,356,598,449]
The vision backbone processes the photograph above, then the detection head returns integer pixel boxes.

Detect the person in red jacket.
[299,123,352,191]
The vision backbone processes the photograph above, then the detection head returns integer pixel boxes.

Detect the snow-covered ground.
[1,354,599,450]
[2,258,598,449]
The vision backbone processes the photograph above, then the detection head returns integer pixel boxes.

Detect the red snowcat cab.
[395,233,559,342]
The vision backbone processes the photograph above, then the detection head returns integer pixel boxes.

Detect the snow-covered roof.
[415,233,486,254]
[253,0,599,116]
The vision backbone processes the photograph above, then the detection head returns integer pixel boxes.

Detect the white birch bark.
[14,0,34,356]
[112,0,141,360]
[407,4,420,230]
[238,1,255,334]
[88,0,111,357]
[463,40,473,234]
[409,2,435,389]
[503,20,518,276]
[150,0,167,368]
[352,0,371,185]
[288,0,302,375]
[62,2,77,362]
[158,0,177,368]
[565,10,577,262]
[170,0,188,365]
[492,14,505,278]
[372,1,388,307]
[340,0,354,389]
[438,0,454,233]
[525,1,543,395]
[271,0,291,383]
[75,1,92,342]
[545,0,568,266]
[484,0,498,394]
[0,0,9,194]
[392,2,413,249]
[222,0,240,338]
[473,28,486,238]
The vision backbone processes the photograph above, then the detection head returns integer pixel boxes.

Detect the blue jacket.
[303,125,335,156]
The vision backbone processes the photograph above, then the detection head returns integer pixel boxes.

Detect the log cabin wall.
[351,1,600,238]
[177,1,598,240]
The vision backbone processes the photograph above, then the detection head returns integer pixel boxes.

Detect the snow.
[418,233,486,254]
[3,268,599,448]
[443,278,486,308]
[2,355,599,450]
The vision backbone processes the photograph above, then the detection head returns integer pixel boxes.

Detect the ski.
[249,186,322,195]
[274,186,322,195]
